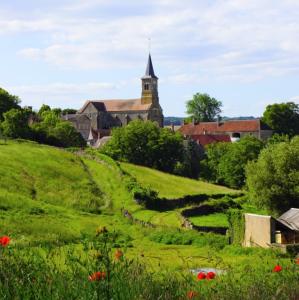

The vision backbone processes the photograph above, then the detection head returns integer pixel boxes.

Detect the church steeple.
[141,54,159,105]
[143,54,158,79]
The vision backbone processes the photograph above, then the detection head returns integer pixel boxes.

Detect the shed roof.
[277,208,299,231]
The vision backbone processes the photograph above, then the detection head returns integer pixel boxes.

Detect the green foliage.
[174,139,203,178]
[0,87,20,121]
[246,136,299,214]
[266,133,290,145]
[48,121,86,148]
[201,142,230,183]
[227,209,245,245]
[62,108,77,115]
[201,136,264,189]
[262,102,299,136]
[0,108,32,139]
[218,136,264,188]
[186,92,222,122]
[149,229,228,250]
[33,107,86,148]
[38,104,51,116]
[101,120,184,173]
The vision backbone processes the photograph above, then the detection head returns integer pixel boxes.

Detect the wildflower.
[273,265,282,272]
[187,290,198,299]
[295,258,299,265]
[115,249,123,260]
[88,271,106,281]
[206,271,216,280]
[197,272,206,280]
[0,236,10,247]
[96,226,108,236]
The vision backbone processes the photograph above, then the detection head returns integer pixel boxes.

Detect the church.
[64,54,164,144]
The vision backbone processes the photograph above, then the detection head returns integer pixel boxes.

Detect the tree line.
[0,88,85,147]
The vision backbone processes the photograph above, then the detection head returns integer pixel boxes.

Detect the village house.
[64,54,164,145]
[179,119,273,146]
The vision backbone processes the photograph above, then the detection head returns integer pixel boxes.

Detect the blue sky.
[1,0,299,117]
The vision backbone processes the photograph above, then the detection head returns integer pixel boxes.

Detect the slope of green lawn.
[121,162,238,199]
[0,140,286,274]
[189,213,229,227]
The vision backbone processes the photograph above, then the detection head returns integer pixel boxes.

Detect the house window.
[232,132,241,138]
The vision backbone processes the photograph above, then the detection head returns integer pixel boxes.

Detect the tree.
[200,142,230,183]
[200,136,264,189]
[38,104,51,116]
[246,136,299,214]
[186,93,222,122]
[48,121,86,148]
[262,102,299,136]
[0,88,20,121]
[218,136,264,189]
[1,108,32,139]
[101,120,184,174]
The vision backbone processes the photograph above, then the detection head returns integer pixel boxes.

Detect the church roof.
[78,99,151,113]
[142,54,158,79]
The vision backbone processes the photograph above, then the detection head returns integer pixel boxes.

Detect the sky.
[0,0,299,117]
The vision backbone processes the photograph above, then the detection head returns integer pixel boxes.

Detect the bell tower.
[141,54,159,106]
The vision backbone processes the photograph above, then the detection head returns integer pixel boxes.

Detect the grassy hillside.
[0,140,287,272]
[121,162,237,199]
[1,140,297,299]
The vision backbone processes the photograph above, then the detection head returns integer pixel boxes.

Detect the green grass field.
[0,140,293,274]
[121,162,237,199]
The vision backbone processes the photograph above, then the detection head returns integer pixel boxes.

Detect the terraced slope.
[121,162,237,199]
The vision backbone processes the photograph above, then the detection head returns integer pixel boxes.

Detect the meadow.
[0,140,298,299]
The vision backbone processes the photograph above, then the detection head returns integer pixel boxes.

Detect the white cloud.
[2,0,299,81]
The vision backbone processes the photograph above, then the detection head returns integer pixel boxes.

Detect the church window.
[144,83,149,90]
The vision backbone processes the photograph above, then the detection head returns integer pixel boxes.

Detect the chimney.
[217,115,222,127]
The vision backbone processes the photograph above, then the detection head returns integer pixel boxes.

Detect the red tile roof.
[179,119,262,135]
[79,99,151,113]
[191,134,231,146]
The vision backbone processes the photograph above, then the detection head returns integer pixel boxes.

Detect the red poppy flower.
[273,265,282,272]
[197,272,206,280]
[206,271,216,280]
[115,249,123,260]
[187,290,197,299]
[0,236,10,247]
[88,271,105,281]
[295,258,299,265]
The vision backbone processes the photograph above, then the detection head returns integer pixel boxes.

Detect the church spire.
[143,54,158,79]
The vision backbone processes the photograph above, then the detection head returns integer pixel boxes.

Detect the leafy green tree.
[186,93,222,122]
[246,136,299,214]
[262,102,299,136]
[200,142,230,183]
[0,88,20,121]
[62,108,77,115]
[101,120,184,173]
[1,108,32,139]
[200,136,264,188]
[218,136,264,189]
[38,104,51,116]
[174,139,203,178]
[48,121,86,148]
